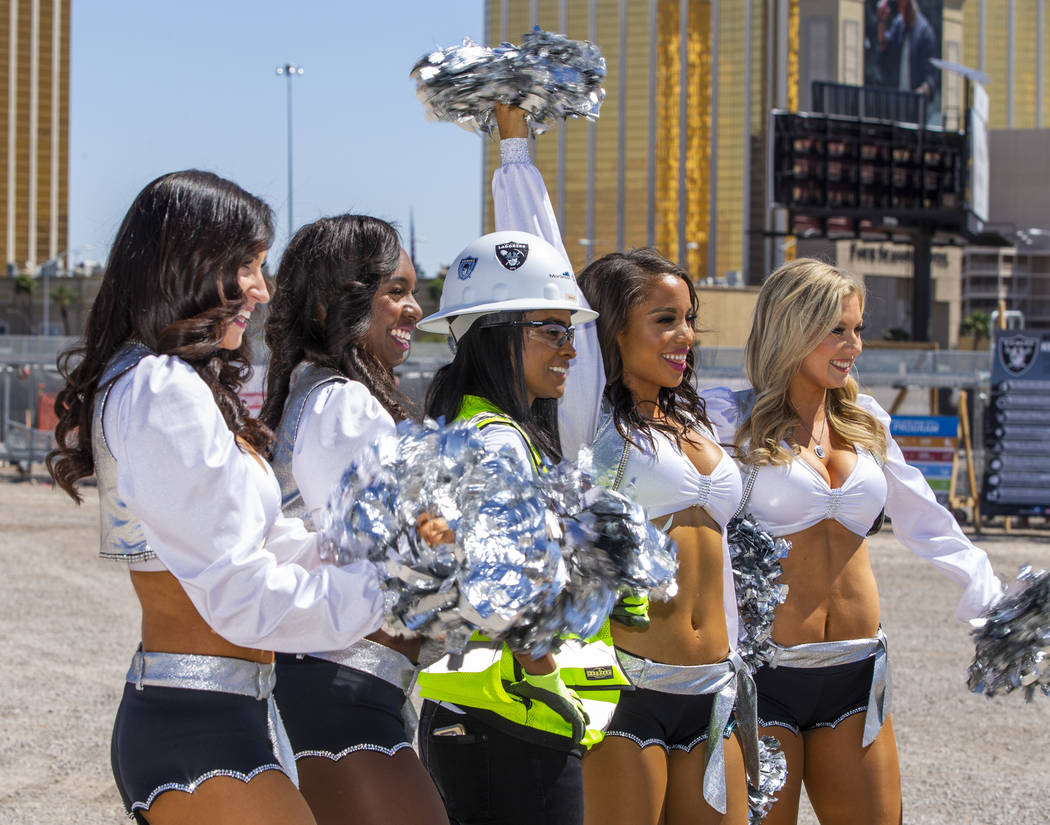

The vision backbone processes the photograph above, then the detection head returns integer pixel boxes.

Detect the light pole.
[275,63,304,240]
[577,238,612,266]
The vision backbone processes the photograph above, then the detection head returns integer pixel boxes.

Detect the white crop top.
[492,138,743,647]
[102,354,385,651]
[746,445,887,536]
[703,387,1002,622]
[290,379,396,522]
[595,417,743,525]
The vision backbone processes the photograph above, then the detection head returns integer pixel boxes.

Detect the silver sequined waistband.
[765,628,891,748]
[126,648,277,698]
[124,647,297,786]
[309,638,418,693]
[616,648,736,694]
[766,630,885,669]
[616,648,759,815]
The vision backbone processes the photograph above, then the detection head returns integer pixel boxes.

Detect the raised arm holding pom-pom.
[487,104,758,825]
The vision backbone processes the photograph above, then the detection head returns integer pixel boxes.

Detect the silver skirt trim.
[764,627,891,748]
[309,638,418,692]
[615,648,759,815]
[124,648,298,789]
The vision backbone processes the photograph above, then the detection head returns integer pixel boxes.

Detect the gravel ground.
[2,470,1049,824]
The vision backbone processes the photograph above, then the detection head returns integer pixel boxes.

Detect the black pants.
[418,701,583,825]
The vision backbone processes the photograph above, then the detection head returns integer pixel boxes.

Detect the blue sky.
[70,1,487,278]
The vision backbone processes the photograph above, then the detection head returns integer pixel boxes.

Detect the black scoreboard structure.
[981,330,1050,517]
[770,78,986,342]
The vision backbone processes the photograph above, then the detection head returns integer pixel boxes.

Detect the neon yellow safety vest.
[416,395,631,748]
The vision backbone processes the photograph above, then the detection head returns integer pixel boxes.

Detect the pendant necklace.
[795,413,828,459]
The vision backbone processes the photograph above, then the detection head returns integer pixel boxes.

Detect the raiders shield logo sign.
[495,241,529,271]
[457,256,478,280]
[998,334,1038,376]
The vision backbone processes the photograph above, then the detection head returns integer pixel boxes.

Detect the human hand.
[505,667,589,743]
[417,513,454,547]
[494,103,530,140]
[611,591,651,628]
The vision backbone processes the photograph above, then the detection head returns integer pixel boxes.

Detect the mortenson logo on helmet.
[457,256,478,280]
[495,241,529,271]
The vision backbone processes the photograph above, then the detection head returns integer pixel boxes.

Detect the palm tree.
[959,310,991,349]
[13,274,36,333]
[49,283,76,336]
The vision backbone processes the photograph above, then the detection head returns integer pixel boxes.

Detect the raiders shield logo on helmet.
[457,256,478,280]
[495,241,529,271]
[998,334,1038,376]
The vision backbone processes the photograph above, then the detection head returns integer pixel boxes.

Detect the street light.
[275,63,304,240]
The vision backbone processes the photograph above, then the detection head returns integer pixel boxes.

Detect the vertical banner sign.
[890,415,959,505]
[981,329,1050,516]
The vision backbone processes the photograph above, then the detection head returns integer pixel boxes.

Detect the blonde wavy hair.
[738,258,886,466]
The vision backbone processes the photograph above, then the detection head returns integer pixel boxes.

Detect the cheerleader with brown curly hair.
[47,170,384,825]
[260,214,448,825]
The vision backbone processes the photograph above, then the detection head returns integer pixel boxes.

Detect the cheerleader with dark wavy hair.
[47,170,384,825]
[472,105,755,825]
[260,214,448,825]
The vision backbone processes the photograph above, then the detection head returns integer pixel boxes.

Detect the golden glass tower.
[483,0,800,284]
[1,0,70,272]
[961,0,1050,129]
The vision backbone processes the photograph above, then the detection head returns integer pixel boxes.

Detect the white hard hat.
[416,230,597,339]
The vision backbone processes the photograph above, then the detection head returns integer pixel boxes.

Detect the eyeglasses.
[480,319,576,349]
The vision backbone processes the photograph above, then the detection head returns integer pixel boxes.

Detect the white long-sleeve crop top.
[492,138,605,463]
[493,138,741,645]
[278,373,397,525]
[101,353,385,652]
[703,387,1002,622]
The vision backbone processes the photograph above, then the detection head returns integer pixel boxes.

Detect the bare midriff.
[133,571,419,666]
[366,629,420,663]
[613,504,730,666]
[131,570,274,664]
[771,519,881,646]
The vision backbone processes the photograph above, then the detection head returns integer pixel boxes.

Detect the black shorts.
[111,682,290,823]
[418,701,584,825]
[603,684,735,753]
[274,654,413,759]
[754,655,874,737]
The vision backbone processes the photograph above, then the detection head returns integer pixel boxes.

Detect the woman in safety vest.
[260,215,449,825]
[489,106,757,825]
[415,229,630,825]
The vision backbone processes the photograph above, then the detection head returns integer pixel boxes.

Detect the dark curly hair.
[260,214,416,435]
[47,169,275,501]
[576,247,710,449]
[424,312,562,464]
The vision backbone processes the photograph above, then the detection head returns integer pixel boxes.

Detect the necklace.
[794,413,828,458]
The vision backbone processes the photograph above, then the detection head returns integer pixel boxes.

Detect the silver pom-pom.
[319,419,676,656]
[748,735,788,824]
[516,449,679,651]
[729,517,791,670]
[410,28,606,135]
[968,565,1050,700]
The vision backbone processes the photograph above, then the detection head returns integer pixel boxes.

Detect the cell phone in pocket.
[432,723,468,737]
